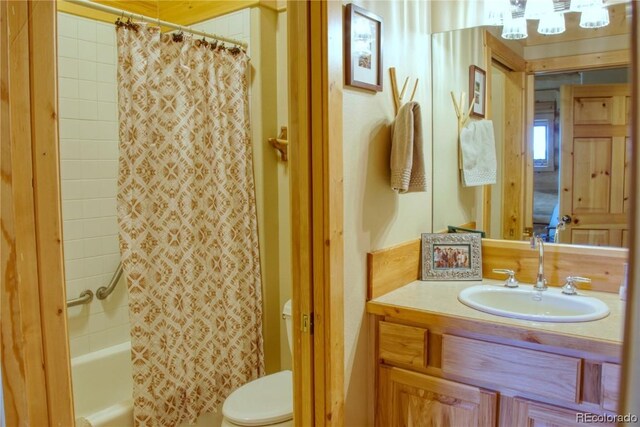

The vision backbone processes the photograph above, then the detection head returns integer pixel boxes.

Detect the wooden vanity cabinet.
[378,366,497,427]
[375,318,620,427]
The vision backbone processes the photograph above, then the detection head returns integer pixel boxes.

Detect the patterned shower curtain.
[115,22,264,426]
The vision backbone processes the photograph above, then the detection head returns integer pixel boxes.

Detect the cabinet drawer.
[601,363,620,412]
[378,321,427,368]
[442,335,581,402]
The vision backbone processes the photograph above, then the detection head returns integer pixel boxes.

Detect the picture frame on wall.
[469,65,486,118]
[420,233,483,281]
[345,3,383,92]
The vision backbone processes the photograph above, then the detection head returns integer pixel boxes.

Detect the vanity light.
[485,0,512,26]
[538,12,566,34]
[524,0,554,20]
[579,6,610,28]
[502,17,528,40]
[570,0,603,12]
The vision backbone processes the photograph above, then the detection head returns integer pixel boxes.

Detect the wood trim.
[621,0,640,417]
[288,1,314,424]
[485,31,526,72]
[290,1,344,425]
[368,239,421,300]
[30,1,75,425]
[309,1,344,424]
[367,238,629,299]
[526,49,631,74]
[1,1,74,424]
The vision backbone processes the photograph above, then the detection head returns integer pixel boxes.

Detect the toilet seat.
[222,370,293,426]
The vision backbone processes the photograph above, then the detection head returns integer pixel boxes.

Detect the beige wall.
[342,1,432,425]
[431,27,487,233]
[430,0,487,34]
[276,10,292,371]
[249,6,285,374]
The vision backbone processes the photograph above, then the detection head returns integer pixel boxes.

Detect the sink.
[458,284,610,322]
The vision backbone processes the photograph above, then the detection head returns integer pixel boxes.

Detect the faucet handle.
[493,269,519,288]
[562,276,591,295]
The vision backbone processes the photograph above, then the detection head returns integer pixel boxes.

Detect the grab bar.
[96,262,123,300]
[67,289,94,307]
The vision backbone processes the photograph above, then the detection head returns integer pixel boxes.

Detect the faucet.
[530,235,548,291]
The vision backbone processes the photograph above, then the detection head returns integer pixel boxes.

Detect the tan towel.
[390,101,427,193]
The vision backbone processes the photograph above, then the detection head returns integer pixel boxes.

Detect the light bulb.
[485,0,512,26]
[525,0,554,20]
[538,12,566,35]
[570,0,603,12]
[579,7,610,28]
[502,17,528,40]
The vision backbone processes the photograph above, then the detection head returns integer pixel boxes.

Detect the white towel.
[390,102,427,193]
[460,119,497,187]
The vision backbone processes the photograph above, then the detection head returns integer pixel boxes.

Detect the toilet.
[221,300,293,427]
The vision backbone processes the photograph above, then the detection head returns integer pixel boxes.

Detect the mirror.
[431,2,631,248]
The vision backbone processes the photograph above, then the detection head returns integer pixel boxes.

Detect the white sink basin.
[458,284,610,322]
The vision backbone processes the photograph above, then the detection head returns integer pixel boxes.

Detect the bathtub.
[71,342,223,427]
[71,342,134,427]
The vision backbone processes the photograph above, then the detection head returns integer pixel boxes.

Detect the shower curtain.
[115,23,264,426]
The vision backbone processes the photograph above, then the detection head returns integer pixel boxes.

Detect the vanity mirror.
[431,2,631,248]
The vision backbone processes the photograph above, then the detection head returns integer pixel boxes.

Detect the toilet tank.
[282,299,293,354]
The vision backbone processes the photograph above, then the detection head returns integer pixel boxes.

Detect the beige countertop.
[367,279,626,359]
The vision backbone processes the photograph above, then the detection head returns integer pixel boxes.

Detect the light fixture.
[579,6,610,28]
[485,0,512,26]
[538,12,566,34]
[570,0,603,12]
[525,0,554,20]
[502,17,528,40]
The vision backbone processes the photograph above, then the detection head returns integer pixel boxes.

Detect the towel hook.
[451,91,476,170]
[390,67,419,115]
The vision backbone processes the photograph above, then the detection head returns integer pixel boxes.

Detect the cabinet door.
[507,398,615,427]
[377,366,497,427]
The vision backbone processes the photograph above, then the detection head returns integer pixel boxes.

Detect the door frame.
[1,0,344,425]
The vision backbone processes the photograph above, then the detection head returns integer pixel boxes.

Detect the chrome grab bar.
[67,289,94,308]
[96,262,123,300]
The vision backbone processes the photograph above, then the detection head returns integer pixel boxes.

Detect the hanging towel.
[460,119,497,187]
[390,101,427,193]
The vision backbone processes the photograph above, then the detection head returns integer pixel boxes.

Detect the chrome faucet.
[530,235,548,291]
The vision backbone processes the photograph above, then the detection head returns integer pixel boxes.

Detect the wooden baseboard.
[368,238,628,299]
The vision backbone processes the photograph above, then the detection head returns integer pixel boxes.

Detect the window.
[533,115,554,171]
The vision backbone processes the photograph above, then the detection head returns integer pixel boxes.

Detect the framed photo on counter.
[421,233,482,281]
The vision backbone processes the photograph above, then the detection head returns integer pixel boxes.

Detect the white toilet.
[221,300,293,427]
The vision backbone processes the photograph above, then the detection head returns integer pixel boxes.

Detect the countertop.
[366,279,625,359]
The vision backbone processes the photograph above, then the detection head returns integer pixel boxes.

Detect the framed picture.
[469,65,486,118]
[421,233,482,281]
[345,4,383,92]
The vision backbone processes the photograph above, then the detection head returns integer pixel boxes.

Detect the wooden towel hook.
[268,126,288,161]
[451,91,476,170]
[390,67,419,115]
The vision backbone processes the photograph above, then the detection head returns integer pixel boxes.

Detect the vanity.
[367,280,623,426]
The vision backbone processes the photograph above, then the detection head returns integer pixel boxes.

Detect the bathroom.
[1,0,639,426]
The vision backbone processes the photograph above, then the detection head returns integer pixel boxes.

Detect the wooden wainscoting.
[367,237,628,299]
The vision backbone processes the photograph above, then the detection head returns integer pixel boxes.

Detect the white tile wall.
[58,12,130,358]
[196,9,251,55]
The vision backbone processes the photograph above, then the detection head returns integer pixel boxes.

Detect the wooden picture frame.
[421,233,483,281]
[469,65,486,118]
[344,3,383,92]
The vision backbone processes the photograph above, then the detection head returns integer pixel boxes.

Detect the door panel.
[558,84,630,247]
[377,366,498,427]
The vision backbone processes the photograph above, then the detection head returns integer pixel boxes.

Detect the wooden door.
[507,398,615,427]
[377,366,497,427]
[558,84,631,247]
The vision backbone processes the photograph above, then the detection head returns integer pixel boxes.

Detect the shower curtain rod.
[66,0,248,49]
